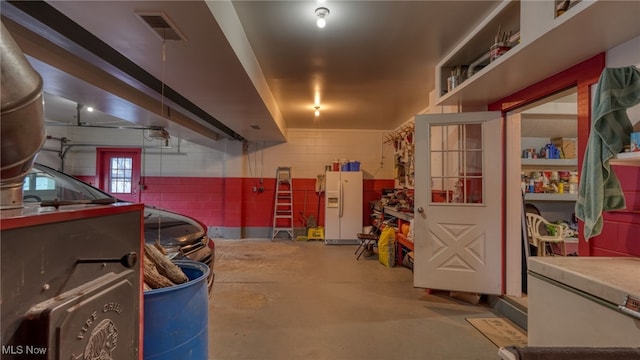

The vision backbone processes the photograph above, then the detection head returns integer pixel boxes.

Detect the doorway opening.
[505,87,578,307]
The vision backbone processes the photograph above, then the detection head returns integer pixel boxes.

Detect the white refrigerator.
[324,171,363,245]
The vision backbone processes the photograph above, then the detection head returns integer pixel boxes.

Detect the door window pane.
[430,152,443,177]
[430,126,443,151]
[447,151,462,175]
[445,125,461,151]
[464,123,483,150]
[429,123,484,204]
[465,150,483,176]
[110,157,133,194]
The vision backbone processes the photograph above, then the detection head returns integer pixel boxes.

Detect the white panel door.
[414,112,502,294]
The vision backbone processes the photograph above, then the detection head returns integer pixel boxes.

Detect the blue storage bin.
[144,260,210,359]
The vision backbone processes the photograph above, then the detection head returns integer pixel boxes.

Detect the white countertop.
[528,257,640,306]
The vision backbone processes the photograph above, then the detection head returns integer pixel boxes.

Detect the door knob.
[417,207,424,213]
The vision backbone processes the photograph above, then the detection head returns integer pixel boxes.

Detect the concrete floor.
[208,239,502,360]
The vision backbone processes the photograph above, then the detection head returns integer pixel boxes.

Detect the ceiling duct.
[137,12,186,41]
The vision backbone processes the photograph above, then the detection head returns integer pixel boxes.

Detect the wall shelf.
[435,0,640,107]
[521,158,577,168]
[525,193,577,202]
[610,152,640,167]
[436,1,520,99]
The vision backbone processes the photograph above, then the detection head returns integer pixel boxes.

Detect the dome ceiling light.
[315,7,330,29]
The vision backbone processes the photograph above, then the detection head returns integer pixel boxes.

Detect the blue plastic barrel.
[350,161,360,171]
[144,260,210,359]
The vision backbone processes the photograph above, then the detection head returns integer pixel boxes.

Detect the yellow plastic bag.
[377,227,396,267]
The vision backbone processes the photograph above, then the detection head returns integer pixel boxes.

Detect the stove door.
[24,270,139,359]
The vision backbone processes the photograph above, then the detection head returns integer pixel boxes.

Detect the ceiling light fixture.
[314,105,321,117]
[315,7,330,29]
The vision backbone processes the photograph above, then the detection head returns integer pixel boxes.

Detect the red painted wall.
[589,165,640,256]
[140,176,225,227]
[75,173,395,233]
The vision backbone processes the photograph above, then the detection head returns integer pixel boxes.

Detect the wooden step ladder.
[272,167,294,240]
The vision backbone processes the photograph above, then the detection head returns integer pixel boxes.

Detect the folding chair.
[355,233,379,260]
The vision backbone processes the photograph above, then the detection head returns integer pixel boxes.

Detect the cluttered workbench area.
[367,188,415,268]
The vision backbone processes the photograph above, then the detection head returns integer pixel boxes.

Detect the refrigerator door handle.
[339,180,344,218]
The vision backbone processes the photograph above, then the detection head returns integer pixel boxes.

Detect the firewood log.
[144,243,188,284]
[143,254,175,289]
[154,240,167,255]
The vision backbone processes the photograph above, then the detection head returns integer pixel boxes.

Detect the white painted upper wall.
[255,129,395,180]
[39,125,231,177]
[39,125,395,180]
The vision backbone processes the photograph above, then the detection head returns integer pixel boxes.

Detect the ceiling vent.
[137,12,186,41]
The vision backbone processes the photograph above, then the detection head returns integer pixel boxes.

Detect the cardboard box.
[551,137,577,159]
[631,132,640,152]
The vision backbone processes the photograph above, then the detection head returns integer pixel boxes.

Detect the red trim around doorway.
[489,53,605,289]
